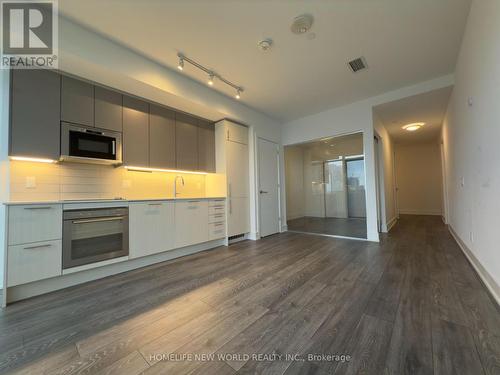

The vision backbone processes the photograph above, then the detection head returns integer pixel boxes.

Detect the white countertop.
[2,197,226,206]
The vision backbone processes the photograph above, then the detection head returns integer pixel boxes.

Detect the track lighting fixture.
[176,53,244,100]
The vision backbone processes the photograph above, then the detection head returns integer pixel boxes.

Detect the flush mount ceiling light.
[291,14,314,34]
[176,53,244,100]
[402,122,425,132]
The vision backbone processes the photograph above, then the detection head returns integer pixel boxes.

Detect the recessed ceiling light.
[402,122,425,132]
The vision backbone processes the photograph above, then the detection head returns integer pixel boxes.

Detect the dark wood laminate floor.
[287,216,367,239]
[1,215,499,375]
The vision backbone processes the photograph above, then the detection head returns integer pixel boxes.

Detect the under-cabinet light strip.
[10,156,57,163]
[124,165,208,175]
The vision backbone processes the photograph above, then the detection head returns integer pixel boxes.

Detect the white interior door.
[258,138,280,237]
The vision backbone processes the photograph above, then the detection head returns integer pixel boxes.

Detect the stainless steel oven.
[62,207,129,269]
[60,122,122,165]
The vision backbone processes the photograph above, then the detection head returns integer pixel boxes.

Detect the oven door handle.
[112,140,116,155]
[72,216,124,224]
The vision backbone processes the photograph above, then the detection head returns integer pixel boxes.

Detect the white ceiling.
[374,86,453,143]
[59,0,471,122]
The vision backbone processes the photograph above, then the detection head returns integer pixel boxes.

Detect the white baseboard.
[398,209,442,216]
[281,225,288,232]
[449,225,500,307]
[248,232,259,241]
[386,216,398,232]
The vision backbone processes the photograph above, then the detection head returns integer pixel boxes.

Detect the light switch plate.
[25,176,36,189]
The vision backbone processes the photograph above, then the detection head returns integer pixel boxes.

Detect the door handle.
[73,216,124,224]
[260,190,268,194]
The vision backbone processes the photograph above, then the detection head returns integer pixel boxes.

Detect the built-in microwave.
[60,122,122,165]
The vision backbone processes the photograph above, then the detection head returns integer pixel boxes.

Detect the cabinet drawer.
[209,205,225,215]
[209,213,225,224]
[208,199,226,207]
[8,205,62,245]
[209,222,226,240]
[7,240,62,287]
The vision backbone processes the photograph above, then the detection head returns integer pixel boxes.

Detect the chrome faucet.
[174,175,185,197]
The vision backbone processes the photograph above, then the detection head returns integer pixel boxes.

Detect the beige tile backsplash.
[9,160,226,202]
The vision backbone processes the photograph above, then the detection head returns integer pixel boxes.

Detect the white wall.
[442,0,500,300]
[57,17,283,240]
[282,75,454,242]
[373,112,397,231]
[395,141,443,216]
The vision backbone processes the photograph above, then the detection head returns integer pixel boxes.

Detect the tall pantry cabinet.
[215,120,250,238]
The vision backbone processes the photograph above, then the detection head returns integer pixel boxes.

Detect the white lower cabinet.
[227,197,249,237]
[175,200,209,248]
[129,201,175,259]
[7,240,62,287]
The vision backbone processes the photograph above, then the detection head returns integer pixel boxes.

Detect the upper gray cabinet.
[10,70,61,160]
[123,95,149,166]
[94,86,122,132]
[61,75,94,127]
[197,120,215,173]
[175,113,199,171]
[149,104,176,169]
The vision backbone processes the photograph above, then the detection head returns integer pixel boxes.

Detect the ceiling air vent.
[348,57,367,73]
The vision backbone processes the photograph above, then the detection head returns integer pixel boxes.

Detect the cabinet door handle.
[228,183,232,198]
[260,190,268,194]
[24,206,52,210]
[148,203,162,206]
[229,199,232,214]
[24,244,52,250]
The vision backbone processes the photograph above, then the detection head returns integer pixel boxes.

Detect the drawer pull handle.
[24,244,52,250]
[187,200,200,203]
[214,223,224,227]
[148,203,162,206]
[24,206,52,210]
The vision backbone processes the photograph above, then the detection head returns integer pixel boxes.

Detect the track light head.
[177,57,184,71]
[235,89,241,99]
[208,73,215,86]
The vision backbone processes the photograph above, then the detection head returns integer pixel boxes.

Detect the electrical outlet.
[25,176,36,189]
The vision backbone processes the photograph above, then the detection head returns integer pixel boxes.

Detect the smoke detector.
[258,38,273,51]
[291,14,314,34]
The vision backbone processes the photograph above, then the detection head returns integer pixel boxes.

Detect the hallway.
[1,216,499,374]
